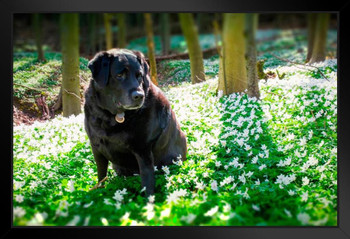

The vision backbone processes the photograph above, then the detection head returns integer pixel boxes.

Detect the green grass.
[13,29,337,226]
[13,52,90,111]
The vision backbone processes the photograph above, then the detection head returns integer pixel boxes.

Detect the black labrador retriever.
[84,48,187,196]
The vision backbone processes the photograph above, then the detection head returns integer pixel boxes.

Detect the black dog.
[84,49,187,196]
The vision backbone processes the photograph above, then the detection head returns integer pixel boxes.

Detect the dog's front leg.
[134,151,155,196]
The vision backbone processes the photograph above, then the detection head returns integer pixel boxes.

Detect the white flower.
[121,212,130,221]
[286,133,295,141]
[307,156,319,166]
[288,190,295,196]
[181,213,196,224]
[252,156,258,164]
[218,90,224,98]
[113,188,127,202]
[221,140,227,147]
[275,174,296,186]
[284,209,292,218]
[83,201,94,208]
[211,180,218,192]
[238,175,246,184]
[104,198,113,205]
[15,194,24,203]
[220,176,234,186]
[66,215,81,226]
[166,189,188,204]
[259,164,267,171]
[252,204,260,211]
[236,138,245,147]
[301,191,309,202]
[277,157,292,167]
[162,166,170,175]
[13,181,25,190]
[101,218,109,226]
[297,212,310,225]
[148,195,155,204]
[195,181,206,190]
[215,161,222,167]
[143,203,155,220]
[204,206,219,217]
[29,181,38,190]
[66,180,75,192]
[302,177,310,186]
[13,206,26,218]
[160,208,171,219]
[255,179,260,185]
[223,203,231,213]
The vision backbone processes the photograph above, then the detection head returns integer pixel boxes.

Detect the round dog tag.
[115,112,125,123]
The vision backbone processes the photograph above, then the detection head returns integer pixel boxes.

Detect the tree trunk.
[309,13,330,64]
[60,13,81,117]
[218,13,247,95]
[97,14,104,51]
[32,14,45,61]
[117,13,127,48]
[245,13,260,99]
[87,13,97,56]
[104,13,113,50]
[144,13,158,85]
[160,13,171,55]
[179,13,205,84]
[306,13,317,62]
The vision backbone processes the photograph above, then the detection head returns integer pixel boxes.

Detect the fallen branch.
[269,53,329,81]
[35,95,52,120]
[14,83,46,92]
[145,47,220,63]
[89,176,108,191]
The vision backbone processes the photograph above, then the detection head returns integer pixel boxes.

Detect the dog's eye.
[116,72,125,79]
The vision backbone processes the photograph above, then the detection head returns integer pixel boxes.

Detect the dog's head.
[88,49,151,115]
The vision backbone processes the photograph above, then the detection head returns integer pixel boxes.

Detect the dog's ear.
[88,52,111,86]
[133,50,150,89]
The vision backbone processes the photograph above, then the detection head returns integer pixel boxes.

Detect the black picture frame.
[3,0,350,238]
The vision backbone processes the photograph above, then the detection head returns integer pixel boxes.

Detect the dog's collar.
[115,112,125,123]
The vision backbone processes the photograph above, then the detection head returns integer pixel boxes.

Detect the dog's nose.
[131,91,144,101]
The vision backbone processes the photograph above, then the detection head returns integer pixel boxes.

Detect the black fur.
[84,49,187,196]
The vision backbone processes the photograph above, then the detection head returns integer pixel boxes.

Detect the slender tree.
[306,13,317,62]
[308,13,330,63]
[179,13,205,84]
[117,13,127,48]
[144,13,158,85]
[103,13,113,50]
[32,13,45,61]
[245,13,260,99]
[87,13,97,56]
[218,13,247,95]
[60,13,81,117]
[160,13,171,55]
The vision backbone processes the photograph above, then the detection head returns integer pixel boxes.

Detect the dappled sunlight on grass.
[12,29,338,226]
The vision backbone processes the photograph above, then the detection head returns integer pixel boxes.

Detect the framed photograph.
[4,0,350,238]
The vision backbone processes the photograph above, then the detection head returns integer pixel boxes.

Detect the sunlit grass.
[13,60,337,225]
[13,29,337,226]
